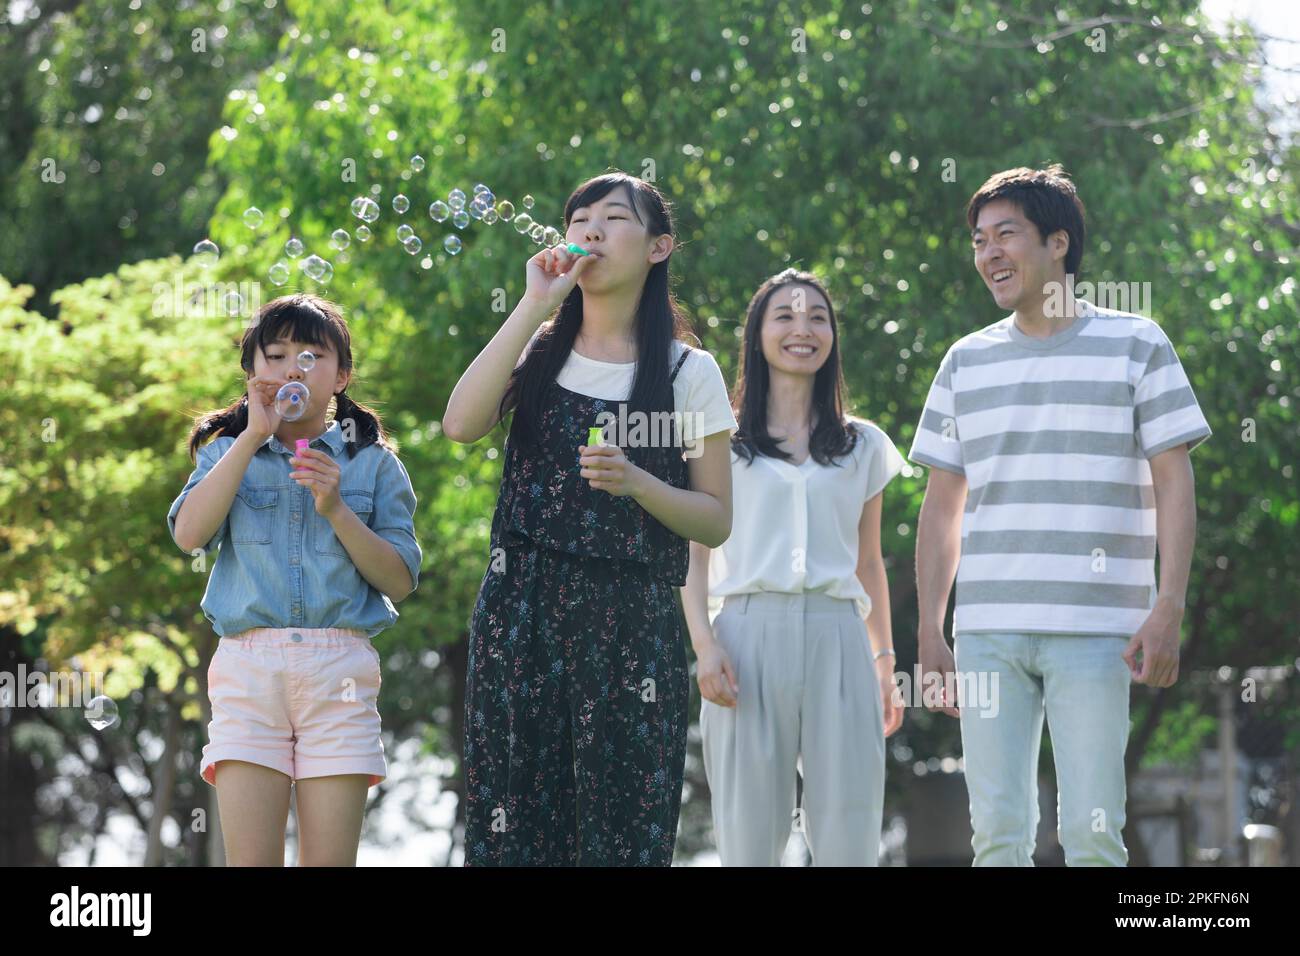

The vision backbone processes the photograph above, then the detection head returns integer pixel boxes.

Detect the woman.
[682,268,904,866]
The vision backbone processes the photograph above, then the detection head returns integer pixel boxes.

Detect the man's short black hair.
[967,164,1087,276]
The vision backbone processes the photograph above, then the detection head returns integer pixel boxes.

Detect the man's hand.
[1123,598,1184,687]
[918,628,960,718]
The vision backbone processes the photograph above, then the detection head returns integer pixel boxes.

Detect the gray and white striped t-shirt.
[908,299,1211,637]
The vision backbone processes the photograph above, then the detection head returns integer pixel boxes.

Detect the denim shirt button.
[291,632,302,642]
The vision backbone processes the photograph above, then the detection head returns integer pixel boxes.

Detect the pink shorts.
[201,627,387,788]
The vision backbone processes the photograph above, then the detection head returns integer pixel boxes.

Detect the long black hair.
[731,268,860,467]
[497,171,696,455]
[185,293,392,462]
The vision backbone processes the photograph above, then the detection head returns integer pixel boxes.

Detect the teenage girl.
[682,269,905,866]
[444,172,738,866]
[168,293,422,866]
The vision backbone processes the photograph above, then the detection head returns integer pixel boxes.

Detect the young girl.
[444,172,737,866]
[167,293,422,866]
[681,269,905,866]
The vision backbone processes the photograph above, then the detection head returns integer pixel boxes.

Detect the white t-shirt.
[523,330,738,446]
[707,417,905,623]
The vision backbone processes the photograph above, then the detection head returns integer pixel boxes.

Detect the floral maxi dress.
[463,347,694,866]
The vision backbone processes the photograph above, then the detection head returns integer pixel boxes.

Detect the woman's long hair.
[498,171,696,455]
[731,269,860,467]
[185,293,392,462]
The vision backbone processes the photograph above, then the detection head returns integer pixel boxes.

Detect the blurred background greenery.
[1,0,1296,865]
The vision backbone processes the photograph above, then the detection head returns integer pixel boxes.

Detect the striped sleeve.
[1133,324,1211,457]
[908,345,965,474]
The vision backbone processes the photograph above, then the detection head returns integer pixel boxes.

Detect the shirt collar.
[1007,297,1096,351]
[262,419,346,456]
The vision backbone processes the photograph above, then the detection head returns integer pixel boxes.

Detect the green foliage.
[2,0,1296,862]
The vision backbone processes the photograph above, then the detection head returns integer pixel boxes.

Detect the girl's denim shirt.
[167,420,422,638]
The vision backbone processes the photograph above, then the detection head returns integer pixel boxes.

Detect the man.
[910,165,1211,865]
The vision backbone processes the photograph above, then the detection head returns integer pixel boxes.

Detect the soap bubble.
[193,239,219,268]
[330,229,350,250]
[355,225,371,242]
[448,188,466,210]
[469,198,488,220]
[302,254,329,280]
[223,291,243,315]
[429,200,450,222]
[285,237,304,258]
[521,194,535,210]
[474,183,490,195]
[275,381,310,422]
[410,154,425,172]
[444,235,463,255]
[396,224,415,242]
[542,226,561,246]
[269,261,290,285]
[392,193,410,214]
[452,210,470,229]
[513,213,534,234]
[84,696,119,731]
[403,235,423,255]
[483,208,499,225]
[352,197,380,222]
[495,200,515,221]
[243,207,264,229]
[529,223,546,243]
[297,349,316,372]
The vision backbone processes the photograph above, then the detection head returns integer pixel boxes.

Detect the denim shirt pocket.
[314,489,375,556]
[230,487,279,544]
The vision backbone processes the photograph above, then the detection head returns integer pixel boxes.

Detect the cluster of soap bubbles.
[198,154,572,294]
[274,349,317,423]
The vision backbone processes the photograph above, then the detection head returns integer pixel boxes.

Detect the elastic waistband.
[223,627,371,647]
[722,592,857,615]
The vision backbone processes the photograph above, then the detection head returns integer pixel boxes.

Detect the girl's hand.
[245,376,286,441]
[877,654,904,737]
[578,444,643,497]
[290,448,343,517]
[524,244,594,311]
[696,639,739,707]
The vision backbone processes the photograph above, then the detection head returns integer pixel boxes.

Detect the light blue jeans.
[954,632,1132,866]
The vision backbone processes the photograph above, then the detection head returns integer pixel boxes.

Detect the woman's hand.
[524,244,593,311]
[696,639,739,707]
[579,444,644,497]
[877,654,904,737]
[245,376,286,442]
[290,448,343,517]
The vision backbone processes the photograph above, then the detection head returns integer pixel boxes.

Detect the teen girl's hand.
[578,443,644,497]
[524,244,594,312]
[245,375,286,442]
[290,447,343,518]
[697,639,739,707]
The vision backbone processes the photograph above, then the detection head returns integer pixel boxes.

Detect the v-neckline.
[767,452,816,473]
